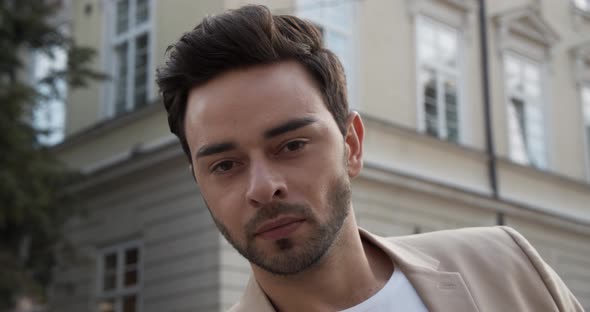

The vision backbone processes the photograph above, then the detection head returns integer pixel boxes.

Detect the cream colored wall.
[66,0,105,135]
[357,0,416,130]
[154,0,224,97]
[58,109,171,168]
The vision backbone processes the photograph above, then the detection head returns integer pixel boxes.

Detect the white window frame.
[415,14,465,144]
[96,240,143,312]
[503,51,548,169]
[580,84,590,180]
[573,44,590,180]
[103,0,155,118]
[496,8,558,170]
[296,0,358,109]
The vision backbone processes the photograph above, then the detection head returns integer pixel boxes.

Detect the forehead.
[184,61,333,145]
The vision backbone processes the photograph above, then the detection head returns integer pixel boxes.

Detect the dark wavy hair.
[155,5,349,163]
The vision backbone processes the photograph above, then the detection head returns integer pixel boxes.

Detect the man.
[156,5,583,312]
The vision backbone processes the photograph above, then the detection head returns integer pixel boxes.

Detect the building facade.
[52,0,590,311]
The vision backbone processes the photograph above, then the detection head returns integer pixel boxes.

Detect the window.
[574,0,590,11]
[31,48,67,146]
[297,0,355,106]
[504,53,547,169]
[582,85,590,177]
[108,0,152,116]
[97,241,142,312]
[416,16,462,143]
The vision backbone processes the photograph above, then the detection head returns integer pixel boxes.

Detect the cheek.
[201,183,247,228]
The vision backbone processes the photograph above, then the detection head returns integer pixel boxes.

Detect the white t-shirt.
[339,268,429,312]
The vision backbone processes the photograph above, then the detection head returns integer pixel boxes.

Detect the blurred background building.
[49,0,590,311]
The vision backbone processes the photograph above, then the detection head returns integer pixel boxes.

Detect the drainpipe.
[478,0,503,224]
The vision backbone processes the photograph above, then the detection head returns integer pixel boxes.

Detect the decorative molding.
[406,0,478,41]
[494,6,559,59]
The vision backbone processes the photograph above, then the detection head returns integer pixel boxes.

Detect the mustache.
[245,201,312,238]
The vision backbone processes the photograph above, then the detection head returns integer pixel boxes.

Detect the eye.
[211,160,236,174]
[280,140,308,154]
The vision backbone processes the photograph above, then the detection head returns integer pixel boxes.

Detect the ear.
[344,112,364,178]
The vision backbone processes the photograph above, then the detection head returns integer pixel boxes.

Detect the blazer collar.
[234,228,480,312]
[359,228,480,312]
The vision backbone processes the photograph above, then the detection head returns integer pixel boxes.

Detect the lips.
[255,217,305,240]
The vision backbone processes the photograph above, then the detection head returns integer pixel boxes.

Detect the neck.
[251,214,394,312]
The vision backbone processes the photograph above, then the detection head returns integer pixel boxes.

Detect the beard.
[208,174,352,276]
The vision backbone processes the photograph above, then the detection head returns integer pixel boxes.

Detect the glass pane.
[582,86,590,124]
[418,22,435,64]
[326,1,352,30]
[125,248,138,265]
[508,97,529,164]
[115,43,128,114]
[116,0,129,34]
[444,79,459,142]
[524,80,540,98]
[136,0,149,25]
[123,295,137,312]
[134,34,149,109]
[103,273,117,291]
[524,63,539,83]
[575,0,589,10]
[297,0,321,21]
[98,299,116,312]
[505,56,521,92]
[438,27,458,68]
[124,270,138,287]
[421,68,438,136]
[105,253,117,270]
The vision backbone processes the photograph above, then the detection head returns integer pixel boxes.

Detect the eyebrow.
[264,117,317,139]
[194,117,317,161]
[196,142,237,159]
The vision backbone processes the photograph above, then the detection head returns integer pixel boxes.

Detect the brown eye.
[282,140,307,153]
[212,160,234,173]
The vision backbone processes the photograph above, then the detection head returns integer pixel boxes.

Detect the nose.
[245,158,287,207]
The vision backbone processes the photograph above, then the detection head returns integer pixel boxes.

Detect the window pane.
[124,270,138,287]
[326,1,352,30]
[105,253,117,270]
[505,57,521,92]
[123,295,137,312]
[103,274,117,291]
[421,68,438,136]
[582,86,590,124]
[125,248,138,265]
[115,43,128,114]
[444,78,459,142]
[575,0,590,11]
[418,21,436,64]
[508,97,529,164]
[116,0,129,34]
[297,0,321,18]
[438,27,458,68]
[134,34,149,109]
[136,0,149,25]
[98,299,116,312]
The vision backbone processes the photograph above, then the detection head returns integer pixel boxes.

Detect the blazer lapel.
[234,277,276,312]
[360,228,480,312]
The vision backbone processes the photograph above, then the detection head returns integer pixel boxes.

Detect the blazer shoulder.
[386,226,584,311]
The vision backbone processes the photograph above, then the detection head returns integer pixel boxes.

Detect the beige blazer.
[229,226,584,311]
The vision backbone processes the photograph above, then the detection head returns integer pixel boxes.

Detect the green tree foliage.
[0,0,105,309]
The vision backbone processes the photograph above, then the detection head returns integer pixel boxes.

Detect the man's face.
[185,61,362,275]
